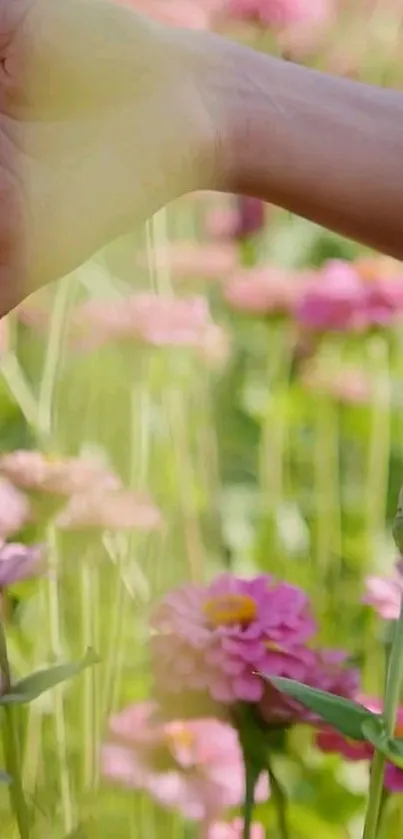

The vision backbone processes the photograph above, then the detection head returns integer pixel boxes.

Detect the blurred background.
[1,1,403,837]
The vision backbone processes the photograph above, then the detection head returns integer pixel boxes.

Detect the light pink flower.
[300,364,372,405]
[224,267,307,316]
[316,695,403,792]
[75,294,222,354]
[207,818,265,839]
[150,574,317,705]
[0,478,30,538]
[102,701,269,819]
[118,0,217,29]
[363,571,403,620]
[56,488,162,532]
[0,451,119,496]
[138,242,238,284]
[225,0,332,28]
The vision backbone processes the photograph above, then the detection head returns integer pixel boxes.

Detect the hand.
[0,0,216,315]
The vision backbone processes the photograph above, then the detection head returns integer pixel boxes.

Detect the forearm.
[194,35,403,257]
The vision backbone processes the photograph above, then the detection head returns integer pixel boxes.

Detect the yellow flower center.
[265,641,284,653]
[165,724,195,750]
[203,594,257,627]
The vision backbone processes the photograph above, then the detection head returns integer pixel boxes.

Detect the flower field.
[1,1,403,837]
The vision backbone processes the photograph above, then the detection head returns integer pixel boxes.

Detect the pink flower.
[102,701,269,819]
[316,695,403,792]
[0,451,119,496]
[151,574,317,705]
[224,267,306,316]
[296,259,403,334]
[207,817,265,838]
[137,242,238,284]
[75,294,222,354]
[259,648,359,726]
[296,261,368,333]
[363,571,403,621]
[225,0,332,29]
[300,364,372,405]
[0,542,44,587]
[0,478,30,538]
[56,488,162,532]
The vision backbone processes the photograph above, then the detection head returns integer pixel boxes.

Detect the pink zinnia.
[102,701,269,819]
[0,451,119,496]
[363,570,403,621]
[75,294,222,354]
[259,647,359,726]
[150,573,317,704]
[0,478,30,539]
[316,695,403,792]
[207,817,265,838]
[138,242,238,284]
[224,266,306,316]
[56,488,162,532]
[225,0,332,29]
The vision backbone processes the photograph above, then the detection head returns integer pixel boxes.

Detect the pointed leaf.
[0,648,100,705]
[265,676,377,740]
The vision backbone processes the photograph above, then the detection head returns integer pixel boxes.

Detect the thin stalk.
[362,596,403,839]
[46,525,74,834]
[0,620,30,838]
[268,764,289,839]
[242,763,258,839]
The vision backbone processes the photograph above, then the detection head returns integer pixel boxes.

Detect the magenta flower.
[316,695,403,792]
[207,818,264,838]
[296,259,403,334]
[151,574,317,705]
[0,542,44,587]
[363,571,403,621]
[102,701,269,819]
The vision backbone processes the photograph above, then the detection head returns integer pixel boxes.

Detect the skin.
[0,0,403,317]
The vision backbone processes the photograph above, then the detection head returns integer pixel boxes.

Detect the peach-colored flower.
[0,451,119,496]
[0,478,30,539]
[56,488,162,532]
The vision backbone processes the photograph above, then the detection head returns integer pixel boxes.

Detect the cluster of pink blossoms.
[0,450,162,534]
[150,573,358,722]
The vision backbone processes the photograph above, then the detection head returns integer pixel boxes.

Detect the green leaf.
[265,676,377,740]
[362,720,403,769]
[0,648,100,705]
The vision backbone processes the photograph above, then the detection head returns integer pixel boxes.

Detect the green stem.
[242,762,257,839]
[0,620,30,838]
[268,764,289,839]
[362,595,403,839]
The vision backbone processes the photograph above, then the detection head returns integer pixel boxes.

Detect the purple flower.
[0,542,44,588]
[150,573,317,705]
